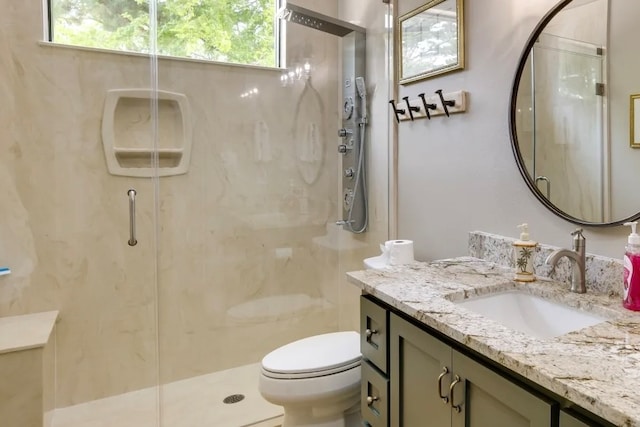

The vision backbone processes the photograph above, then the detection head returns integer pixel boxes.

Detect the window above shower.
[46,0,282,67]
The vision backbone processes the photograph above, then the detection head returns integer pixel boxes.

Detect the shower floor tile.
[52,363,283,427]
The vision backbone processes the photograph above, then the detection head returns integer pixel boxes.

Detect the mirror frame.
[509,0,640,227]
[398,0,465,85]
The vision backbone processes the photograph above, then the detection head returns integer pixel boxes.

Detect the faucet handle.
[571,228,585,251]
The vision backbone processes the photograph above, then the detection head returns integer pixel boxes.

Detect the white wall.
[397,0,628,261]
[609,1,640,219]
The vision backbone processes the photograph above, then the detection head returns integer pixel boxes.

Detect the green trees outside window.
[50,0,278,67]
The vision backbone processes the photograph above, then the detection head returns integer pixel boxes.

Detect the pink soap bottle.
[623,221,640,311]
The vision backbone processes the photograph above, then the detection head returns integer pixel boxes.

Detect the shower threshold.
[52,362,283,427]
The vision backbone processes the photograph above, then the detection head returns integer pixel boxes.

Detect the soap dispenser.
[513,223,537,282]
[623,221,640,311]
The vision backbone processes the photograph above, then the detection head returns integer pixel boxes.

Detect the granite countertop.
[347,257,640,427]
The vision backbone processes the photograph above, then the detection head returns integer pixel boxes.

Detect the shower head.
[277,3,365,37]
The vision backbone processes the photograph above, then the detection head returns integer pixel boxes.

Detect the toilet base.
[281,401,360,427]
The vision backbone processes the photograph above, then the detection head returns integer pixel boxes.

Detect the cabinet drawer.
[360,296,388,373]
[361,361,389,427]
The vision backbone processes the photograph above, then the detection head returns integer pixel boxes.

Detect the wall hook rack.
[392,91,467,122]
[417,93,437,120]
[435,89,456,117]
[389,100,405,123]
[402,96,420,121]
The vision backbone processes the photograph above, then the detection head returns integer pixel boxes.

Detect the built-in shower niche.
[102,89,193,177]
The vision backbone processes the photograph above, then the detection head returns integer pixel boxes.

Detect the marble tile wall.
[0,0,388,410]
[0,349,43,427]
[2,0,158,407]
[43,325,56,427]
[469,231,623,297]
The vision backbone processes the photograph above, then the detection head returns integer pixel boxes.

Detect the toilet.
[258,331,362,427]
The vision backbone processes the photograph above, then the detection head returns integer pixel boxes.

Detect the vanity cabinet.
[360,296,389,427]
[360,295,557,427]
[390,311,556,427]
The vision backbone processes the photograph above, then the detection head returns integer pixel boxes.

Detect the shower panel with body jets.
[278,2,368,233]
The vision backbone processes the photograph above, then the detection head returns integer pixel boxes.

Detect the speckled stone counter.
[347,257,640,427]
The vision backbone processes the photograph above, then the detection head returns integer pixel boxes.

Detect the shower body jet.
[279,2,368,233]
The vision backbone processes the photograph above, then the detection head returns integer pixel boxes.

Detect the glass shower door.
[531,34,605,222]
[153,1,391,426]
[2,1,162,426]
[154,12,348,427]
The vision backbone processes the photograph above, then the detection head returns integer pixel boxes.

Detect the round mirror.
[509,0,640,226]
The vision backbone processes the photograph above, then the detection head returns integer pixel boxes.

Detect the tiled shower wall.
[0,0,389,408]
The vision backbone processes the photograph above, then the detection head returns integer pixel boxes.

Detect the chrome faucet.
[545,229,586,293]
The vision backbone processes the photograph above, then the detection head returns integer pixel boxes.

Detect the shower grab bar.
[127,189,137,246]
[535,176,551,199]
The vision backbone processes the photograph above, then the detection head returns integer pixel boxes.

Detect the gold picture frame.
[398,0,465,85]
[631,94,640,148]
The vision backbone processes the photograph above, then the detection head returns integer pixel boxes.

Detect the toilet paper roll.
[383,240,414,265]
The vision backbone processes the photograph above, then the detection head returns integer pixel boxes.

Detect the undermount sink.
[455,291,607,339]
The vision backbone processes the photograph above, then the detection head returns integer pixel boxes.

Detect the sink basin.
[455,291,607,339]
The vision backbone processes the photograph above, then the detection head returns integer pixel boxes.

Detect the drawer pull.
[449,375,462,413]
[437,366,450,403]
[365,328,378,340]
[366,395,379,406]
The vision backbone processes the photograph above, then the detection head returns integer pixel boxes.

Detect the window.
[48,0,279,67]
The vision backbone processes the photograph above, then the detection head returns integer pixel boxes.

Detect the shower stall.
[0,1,391,426]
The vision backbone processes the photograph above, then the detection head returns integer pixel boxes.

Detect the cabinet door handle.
[437,366,450,403]
[366,395,378,406]
[449,375,462,413]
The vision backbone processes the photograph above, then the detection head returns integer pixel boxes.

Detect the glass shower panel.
[532,35,604,222]
[1,1,160,427]
[154,1,390,426]
[515,54,536,183]
[154,17,346,427]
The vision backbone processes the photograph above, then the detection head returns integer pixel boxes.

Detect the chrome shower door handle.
[127,189,137,246]
[535,176,551,199]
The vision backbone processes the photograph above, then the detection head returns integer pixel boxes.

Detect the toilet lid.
[261,331,361,377]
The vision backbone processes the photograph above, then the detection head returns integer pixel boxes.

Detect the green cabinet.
[559,410,592,427]
[389,311,451,426]
[360,296,389,427]
[361,360,389,427]
[389,312,556,427]
[359,295,616,427]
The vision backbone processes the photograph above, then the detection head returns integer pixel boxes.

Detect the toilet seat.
[261,331,361,379]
